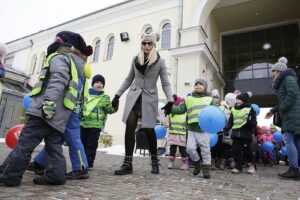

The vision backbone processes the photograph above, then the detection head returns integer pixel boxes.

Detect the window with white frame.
[31,55,37,74]
[37,53,46,74]
[106,36,114,60]
[3,55,14,68]
[161,23,171,49]
[93,39,101,62]
[145,27,153,33]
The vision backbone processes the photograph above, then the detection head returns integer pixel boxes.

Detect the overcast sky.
[0,0,126,43]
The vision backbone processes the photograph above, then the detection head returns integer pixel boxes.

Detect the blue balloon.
[281,146,287,156]
[273,131,283,142]
[210,133,218,147]
[251,104,260,116]
[198,105,226,134]
[154,125,167,139]
[23,93,32,110]
[262,141,274,152]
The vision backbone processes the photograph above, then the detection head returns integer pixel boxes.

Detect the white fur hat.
[141,32,160,46]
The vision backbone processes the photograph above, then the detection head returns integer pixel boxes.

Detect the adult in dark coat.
[265,57,300,179]
[112,32,173,175]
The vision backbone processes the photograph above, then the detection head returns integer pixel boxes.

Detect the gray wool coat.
[26,48,85,133]
[116,55,173,128]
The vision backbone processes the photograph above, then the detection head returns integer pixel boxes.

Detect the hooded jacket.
[26,47,85,133]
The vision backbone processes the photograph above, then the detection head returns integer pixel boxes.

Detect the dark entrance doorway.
[222,23,300,107]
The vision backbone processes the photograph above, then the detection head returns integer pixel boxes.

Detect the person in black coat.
[224,91,257,174]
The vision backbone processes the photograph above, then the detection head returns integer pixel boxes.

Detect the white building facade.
[2,0,300,144]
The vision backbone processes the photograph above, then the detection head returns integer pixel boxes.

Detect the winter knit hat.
[236,91,252,102]
[211,89,220,99]
[271,57,288,72]
[141,32,160,46]
[92,74,105,87]
[56,31,93,56]
[194,77,208,91]
[173,94,184,106]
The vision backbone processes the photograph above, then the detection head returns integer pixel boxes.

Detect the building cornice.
[6,0,179,45]
[169,43,225,85]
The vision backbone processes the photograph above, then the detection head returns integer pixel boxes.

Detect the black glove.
[161,102,173,116]
[112,95,120,109]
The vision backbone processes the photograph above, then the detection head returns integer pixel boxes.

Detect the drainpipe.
[174,0,183,94]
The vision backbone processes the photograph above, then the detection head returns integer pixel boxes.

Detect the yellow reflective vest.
[30,52,88,114]
[185,96,213,124]
[169,113,187,135]
[232,107,251,129]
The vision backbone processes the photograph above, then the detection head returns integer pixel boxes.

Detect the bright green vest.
[80,93,108,128]
[30,52,87,113]
[185,96,213,124]
[232,107,251,129]
[219,105,225,111]
[169,113,187,135]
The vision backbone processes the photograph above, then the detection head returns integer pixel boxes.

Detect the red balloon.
[5,124,25,149]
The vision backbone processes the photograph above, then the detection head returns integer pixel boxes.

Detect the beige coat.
[116,55,173,128]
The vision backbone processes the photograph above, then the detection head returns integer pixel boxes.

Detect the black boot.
[151,155,160,174]
[114,156,133,175]
[33,176,66,185]
[193,160,202,176]
[278,167,299,179]
[27,161,45,175]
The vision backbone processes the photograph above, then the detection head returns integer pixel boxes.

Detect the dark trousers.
[125,110,157,156]
[0,116,66,186]
[262,150,273,165]
[169,145,188,157]
[80,127,101,167]
[232,138,254,170]
[211,134,225,159]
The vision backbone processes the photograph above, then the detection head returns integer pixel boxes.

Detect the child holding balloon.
[258,126,275,167]
[223,91,257,174]
[172,78,215,179]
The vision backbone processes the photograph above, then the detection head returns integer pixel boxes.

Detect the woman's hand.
[112,95,120,109]
[265,111,273,119]
[161,102,173,116]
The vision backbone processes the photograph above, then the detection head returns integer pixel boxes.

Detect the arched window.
[37,52,46,74]
[145,27,153,33]
[93,39,101,62]
[161,23,171,49]
[31,55,37,75]
[106,36,115,60]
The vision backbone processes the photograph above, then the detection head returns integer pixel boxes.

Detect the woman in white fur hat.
[112,32,174,175]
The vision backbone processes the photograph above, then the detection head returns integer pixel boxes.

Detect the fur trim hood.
[273,68,297,90]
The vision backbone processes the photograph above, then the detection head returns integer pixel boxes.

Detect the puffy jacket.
[26,47,85,133]
[80,89,117,129]
[225,103,257,141]
[271,69,300,135]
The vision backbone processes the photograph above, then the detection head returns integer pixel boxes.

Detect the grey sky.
[0,0,126,43]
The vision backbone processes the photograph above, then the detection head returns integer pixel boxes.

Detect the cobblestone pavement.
[0,143,299,200]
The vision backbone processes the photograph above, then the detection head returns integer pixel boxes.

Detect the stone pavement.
[0,143,299,200]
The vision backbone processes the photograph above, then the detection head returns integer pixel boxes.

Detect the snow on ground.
[0,108,276,156]
[97,144,150,157]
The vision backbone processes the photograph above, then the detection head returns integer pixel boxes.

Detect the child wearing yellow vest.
[172,78,215,179]
[224,91,257,174]
[80,74,117,170]
[165,95,188,170]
